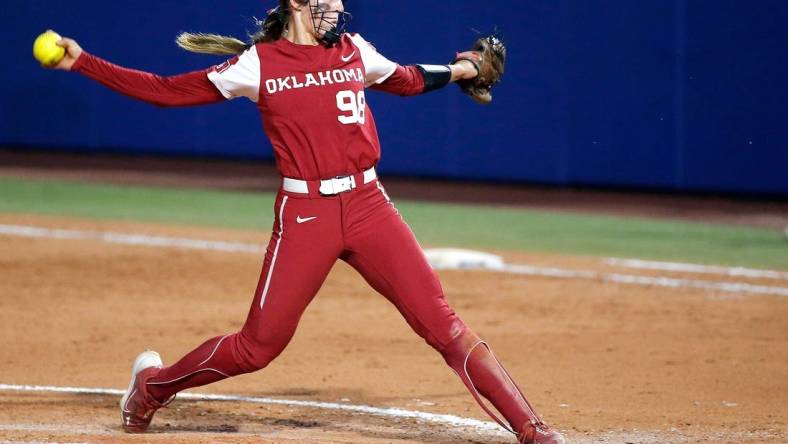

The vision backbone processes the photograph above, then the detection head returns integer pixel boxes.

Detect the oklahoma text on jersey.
[265,67,366,94]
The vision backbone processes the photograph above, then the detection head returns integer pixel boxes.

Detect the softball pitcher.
[48,1,563,442]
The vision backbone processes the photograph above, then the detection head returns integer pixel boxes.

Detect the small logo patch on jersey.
[341,50,356,63]
[213,57,239,74]
[296,216,318,224]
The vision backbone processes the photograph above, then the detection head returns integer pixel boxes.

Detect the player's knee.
[417,316,470,354]
[236,327,294,371]
[403,298,466,347]
[242,350,279,371]
[437,324,483,370]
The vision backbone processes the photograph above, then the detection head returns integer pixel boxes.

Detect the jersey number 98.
[336,90,366,125]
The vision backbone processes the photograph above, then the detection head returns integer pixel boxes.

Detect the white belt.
[282,167,377,195]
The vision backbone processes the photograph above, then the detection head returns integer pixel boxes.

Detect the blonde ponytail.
[175,1,296,56]
[175,32,248,56]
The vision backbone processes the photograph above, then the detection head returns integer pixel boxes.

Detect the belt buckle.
[320,174,356,196]
[334,175,356,193]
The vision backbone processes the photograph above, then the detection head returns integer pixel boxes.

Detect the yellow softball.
[33,30,66,67]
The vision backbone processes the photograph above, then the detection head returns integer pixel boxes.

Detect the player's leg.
[341,182,563,443]
[124,192,342,431]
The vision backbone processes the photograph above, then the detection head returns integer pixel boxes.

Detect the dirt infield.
[1,214,786,443]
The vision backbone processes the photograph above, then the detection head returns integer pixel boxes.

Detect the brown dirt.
[2,148,786,229]
[1,214,787,443]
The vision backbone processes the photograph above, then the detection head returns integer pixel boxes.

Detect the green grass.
[1,176,786,269]
[0,177,275,230]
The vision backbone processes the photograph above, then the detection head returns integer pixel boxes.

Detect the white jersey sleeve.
[207,45,261,102]
[348,34,398,87]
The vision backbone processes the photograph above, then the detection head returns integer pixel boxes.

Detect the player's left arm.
[371,62,477,97]
[348,34,476,97]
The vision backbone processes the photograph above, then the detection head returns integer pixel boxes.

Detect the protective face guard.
[309,1,352,45]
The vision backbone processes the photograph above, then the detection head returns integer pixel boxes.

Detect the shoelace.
[519,419,552,444]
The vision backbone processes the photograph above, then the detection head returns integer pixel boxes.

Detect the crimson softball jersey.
[73,33,424,179]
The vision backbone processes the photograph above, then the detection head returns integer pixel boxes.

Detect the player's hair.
[176,0,301,56]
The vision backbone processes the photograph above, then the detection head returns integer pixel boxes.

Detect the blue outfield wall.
[2,1,787,195]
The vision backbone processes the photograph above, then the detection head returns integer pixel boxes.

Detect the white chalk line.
[1,224,787,297]
[0,224,263,254]
[502,264,788,297]
[0,421,104,436]
[605,258,788,280]
[0,384,508,437]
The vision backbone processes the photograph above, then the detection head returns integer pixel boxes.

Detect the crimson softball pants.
[146,180,539,436]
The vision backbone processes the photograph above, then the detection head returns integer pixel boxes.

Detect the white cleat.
[119,350,166,433]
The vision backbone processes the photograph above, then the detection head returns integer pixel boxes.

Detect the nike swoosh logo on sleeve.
[296,216,318,224]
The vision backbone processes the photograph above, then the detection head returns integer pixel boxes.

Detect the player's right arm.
[52,37,260,107]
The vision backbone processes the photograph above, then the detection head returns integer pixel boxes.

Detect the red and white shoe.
[119,350,172,433]
[519,420,566,444]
